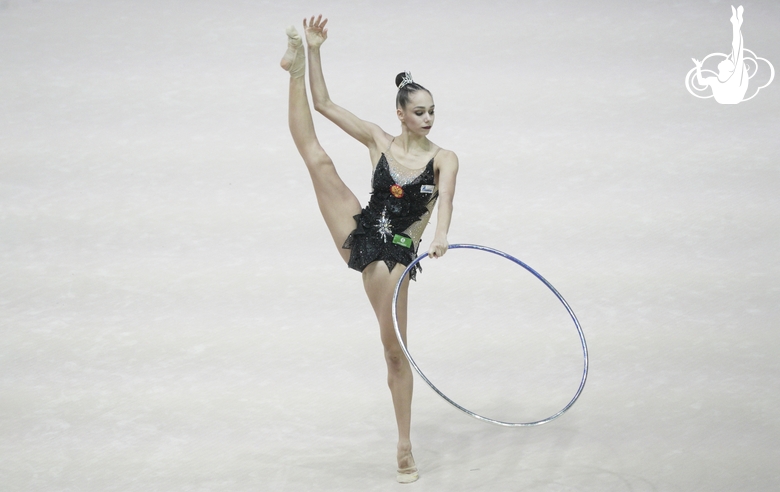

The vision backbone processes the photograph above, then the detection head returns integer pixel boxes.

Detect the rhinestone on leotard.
[376,207,393,242]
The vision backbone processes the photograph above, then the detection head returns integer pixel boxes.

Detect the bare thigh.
[286,75,361,264]
[362,261,411,350]
[303,149,362,264]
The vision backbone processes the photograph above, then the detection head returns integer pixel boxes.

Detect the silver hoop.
[391,243,589,427]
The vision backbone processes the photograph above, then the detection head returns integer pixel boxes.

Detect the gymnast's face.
[398,90,435,135]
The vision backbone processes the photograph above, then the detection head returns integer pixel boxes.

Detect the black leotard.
[343,148,439,281]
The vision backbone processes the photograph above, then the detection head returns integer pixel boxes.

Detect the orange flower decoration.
[390,184,404,198]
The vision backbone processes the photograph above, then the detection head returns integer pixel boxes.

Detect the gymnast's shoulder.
[433,148,459,173]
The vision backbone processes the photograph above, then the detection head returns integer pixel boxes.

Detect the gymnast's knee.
[303,147,333,170]
[384,347,407,371]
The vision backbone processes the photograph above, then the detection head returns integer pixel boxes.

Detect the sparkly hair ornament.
[398,71,414,90]
[395,71,430,109]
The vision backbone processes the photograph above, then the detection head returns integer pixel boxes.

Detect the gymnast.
[692,5,748,104]
[280,15,459,483]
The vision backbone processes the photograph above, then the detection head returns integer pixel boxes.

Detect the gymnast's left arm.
[428,151,459,259]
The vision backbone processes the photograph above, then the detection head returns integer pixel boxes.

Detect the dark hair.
[395,72,431,109]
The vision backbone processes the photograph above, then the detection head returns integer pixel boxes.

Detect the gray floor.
[2,0,779,490]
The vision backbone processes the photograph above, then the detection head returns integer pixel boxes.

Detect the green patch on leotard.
[392,234,412,248]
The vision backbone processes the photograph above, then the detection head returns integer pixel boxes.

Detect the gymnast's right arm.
[305,16,386,149]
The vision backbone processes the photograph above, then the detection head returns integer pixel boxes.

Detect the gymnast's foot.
[730,5,744,26]
[280,26,305,78]
[396,442,418,484]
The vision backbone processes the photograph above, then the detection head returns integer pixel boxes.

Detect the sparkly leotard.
[343,140,439,280]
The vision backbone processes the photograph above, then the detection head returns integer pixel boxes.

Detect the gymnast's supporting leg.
[362,262,418,483]
[281,27,361,260]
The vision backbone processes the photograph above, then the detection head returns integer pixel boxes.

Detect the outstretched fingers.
[305,15,328,35]
[302,14,329,48]
[305,14,327,28]
[304,15,328,32]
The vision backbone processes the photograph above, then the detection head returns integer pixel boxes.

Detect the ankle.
[397,440,412,454]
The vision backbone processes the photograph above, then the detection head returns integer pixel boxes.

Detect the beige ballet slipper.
[280,26,304,78]
[396,452,419,483]
[397,465,419,484]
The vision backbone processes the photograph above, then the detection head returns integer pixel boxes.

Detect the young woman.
[280,15,458,483]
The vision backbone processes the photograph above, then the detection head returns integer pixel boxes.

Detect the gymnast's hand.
[304,14,328,48]
[428,238,448,259]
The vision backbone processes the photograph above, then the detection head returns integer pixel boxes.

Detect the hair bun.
[395,71,414,90]
[395,72,406,88]
[394,71,430,109]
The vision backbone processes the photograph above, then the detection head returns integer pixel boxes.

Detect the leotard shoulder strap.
[430,146,441,163]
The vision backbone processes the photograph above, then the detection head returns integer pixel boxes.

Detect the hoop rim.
[391,243,589,427]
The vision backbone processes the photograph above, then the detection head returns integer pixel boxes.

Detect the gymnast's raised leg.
[281,26,361,259]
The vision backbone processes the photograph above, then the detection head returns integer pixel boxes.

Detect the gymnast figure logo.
[685,5,774,104]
